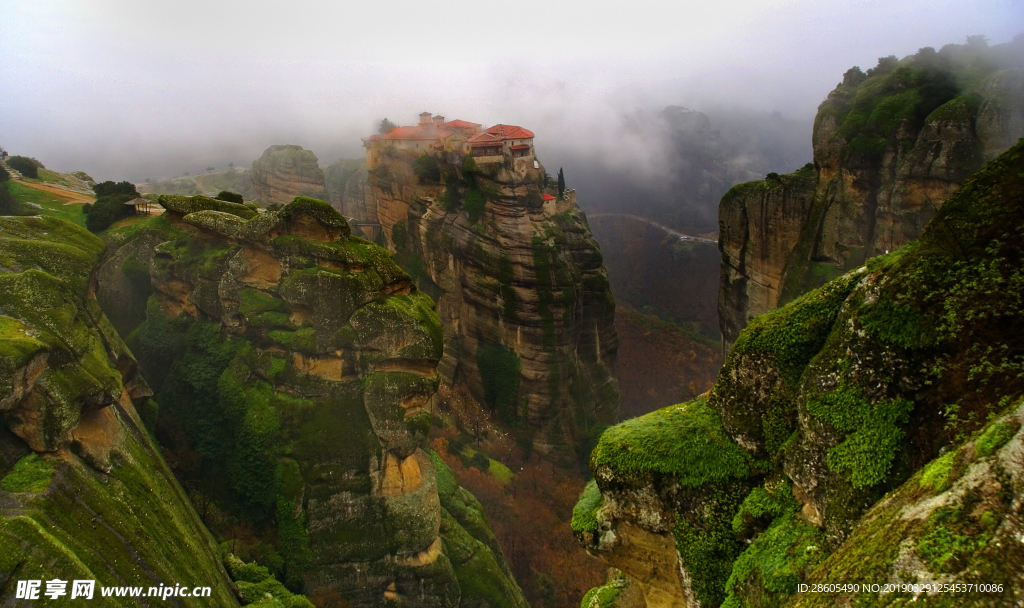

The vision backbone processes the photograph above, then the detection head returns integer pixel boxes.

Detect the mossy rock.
[159,194,257,220]
[589,398,757,487]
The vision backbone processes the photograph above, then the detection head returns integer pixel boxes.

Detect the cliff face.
[251,145,327,206]
[0,216,238,606]
[366,149,619,459]
[719,40,1024,349]
[99,195,526,608]
[576,140,1024,607]
[325,159,373,221]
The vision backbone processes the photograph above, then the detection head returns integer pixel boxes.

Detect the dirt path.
[14,179,95,204]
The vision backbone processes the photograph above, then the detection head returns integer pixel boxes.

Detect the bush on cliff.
[413,154,441,184]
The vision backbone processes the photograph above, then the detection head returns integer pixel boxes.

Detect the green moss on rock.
[159,194,257,219]
[570,480,603,534]
[590,398,755,485]
[0,453,55,493]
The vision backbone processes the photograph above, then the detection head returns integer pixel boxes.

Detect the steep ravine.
[575,140,1024,607]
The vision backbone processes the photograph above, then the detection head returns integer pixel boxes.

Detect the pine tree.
[557,168,565,198]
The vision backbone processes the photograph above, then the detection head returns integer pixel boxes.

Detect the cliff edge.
[576,139,1024,607]
[719,38,1024,349]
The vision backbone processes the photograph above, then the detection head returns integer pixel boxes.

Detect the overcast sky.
[1,0,1020,181]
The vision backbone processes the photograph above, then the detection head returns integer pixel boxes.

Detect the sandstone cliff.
[98,195,527,608]
[719,38,1024,349]
[575,140,1024,607]
[251,145,327,206]
[366,149,619,461]
[325,158,373,221]
[0,216,239,606]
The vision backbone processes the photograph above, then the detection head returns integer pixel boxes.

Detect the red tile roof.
[442,119,482,128]
[484,124,534,139]
[542,193,556,201]
[510,144,531,150]
[467,131,503,144]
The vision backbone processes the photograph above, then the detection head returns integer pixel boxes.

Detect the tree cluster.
[85,180,140,232]
[7,155,44,179]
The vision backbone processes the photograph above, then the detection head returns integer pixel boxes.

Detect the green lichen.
[728,271,863,385]
[0,453,56,493]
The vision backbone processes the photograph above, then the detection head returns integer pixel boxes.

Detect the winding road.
[587,213,718,244]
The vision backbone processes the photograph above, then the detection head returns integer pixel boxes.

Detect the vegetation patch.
[570,480,603,534]
[806,385,914,489]
[672,483,747,606]
[590,398,755,485]
[224,554,315,607]
[731,481,798,536]
[918,450,957,492]
[476,342,521,424]
[974,420,1018,458]
[723,512,826,608]
[580,572,628,608]
[0,453,56,493]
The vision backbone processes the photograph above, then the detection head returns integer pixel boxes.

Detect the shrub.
[7,155,43,179]
[413,154,441,184]
[215,190,244,204]
[464,189,485,223]
[0,164,9,182]
[85,193,135,232]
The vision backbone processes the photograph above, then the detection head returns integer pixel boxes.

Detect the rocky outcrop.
[251,145,327,206]
[576,140,1024,606]
[325,158,372,221]
[100,195,527,608]
[366,149,619,460]
[719,39,1024,349]
[0,216,238,606]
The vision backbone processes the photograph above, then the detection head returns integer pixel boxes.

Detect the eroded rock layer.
[719,40,1024,349]
[366,149,619,459]
[99,195,527,607]
[576,140,1024,607]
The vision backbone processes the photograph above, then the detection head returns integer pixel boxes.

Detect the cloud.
[0,0,1019,182]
